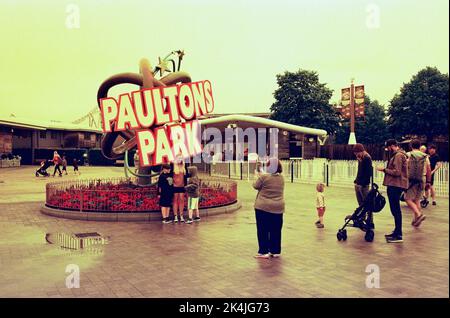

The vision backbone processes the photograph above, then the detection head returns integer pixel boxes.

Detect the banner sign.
[354,85,365,118]
[340,87,351,119]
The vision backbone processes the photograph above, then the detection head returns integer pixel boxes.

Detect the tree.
[333,96,389,144]
[269,69,339,134]
[388,67,449,142]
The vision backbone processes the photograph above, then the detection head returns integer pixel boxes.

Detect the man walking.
[424,144,442,206]
[353,143,374,228]
[404,139,430,227]
[353,143,373,206]
[377,139,408,243]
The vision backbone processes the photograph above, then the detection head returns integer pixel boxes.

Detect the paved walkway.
[0,166,448,297]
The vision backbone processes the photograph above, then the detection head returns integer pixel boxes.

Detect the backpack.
[365,183,386,213]
[408,151,426,182]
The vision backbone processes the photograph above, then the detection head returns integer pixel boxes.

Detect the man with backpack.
[377,139,409,243]
[405,139,431,227]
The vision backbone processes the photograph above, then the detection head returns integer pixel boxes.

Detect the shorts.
[404,181,424,201]
[188,197,199,210]
[159,193,173,207]
[316,207,326,217]
[173,186,185,193]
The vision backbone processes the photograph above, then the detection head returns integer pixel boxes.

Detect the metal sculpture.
[97,50,190,185]
[97,51,329,185]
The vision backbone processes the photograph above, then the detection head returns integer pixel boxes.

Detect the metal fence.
[198,159,449,197]
[45,177,238,212]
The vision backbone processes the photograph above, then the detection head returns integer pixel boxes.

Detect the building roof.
[0,113,102,133]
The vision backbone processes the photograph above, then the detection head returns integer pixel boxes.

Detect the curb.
[40,200,242,222]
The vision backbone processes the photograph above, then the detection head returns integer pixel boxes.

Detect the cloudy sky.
[0,0,448,122]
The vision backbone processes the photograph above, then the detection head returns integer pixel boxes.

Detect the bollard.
[290,160,294,183]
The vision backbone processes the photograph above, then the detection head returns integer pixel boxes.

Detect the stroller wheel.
[365,230,374,242]
[337,229,347,241]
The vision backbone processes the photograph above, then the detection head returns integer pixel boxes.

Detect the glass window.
[51,131,58,139]
[39,131,46,139]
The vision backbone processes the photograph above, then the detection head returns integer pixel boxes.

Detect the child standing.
[61,156,68,175]
[315,183,326,228]
[185,166,201,224]
[158,164,174,224]
[73,158,80,175]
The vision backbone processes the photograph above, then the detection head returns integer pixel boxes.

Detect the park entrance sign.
[100,79,214,166]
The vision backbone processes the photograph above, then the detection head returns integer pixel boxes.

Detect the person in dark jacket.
[158,164,174,224]
[353,143,373,206]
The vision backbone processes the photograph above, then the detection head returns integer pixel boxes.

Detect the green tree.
[333,96,389,144]
[269,69,339,134]
[388,67,449,141]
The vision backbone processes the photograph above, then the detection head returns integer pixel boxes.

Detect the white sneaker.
[174,216,179,223]
[254,253,270,259]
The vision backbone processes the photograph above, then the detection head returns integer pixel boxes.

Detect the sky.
[0,0,448,122]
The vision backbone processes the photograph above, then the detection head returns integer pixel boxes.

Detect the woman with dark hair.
[252,158,285,259]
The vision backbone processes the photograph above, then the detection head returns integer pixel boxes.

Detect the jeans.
[255,209,283,254]
[354,184,370,206]
[53,164,62,176]
[387,186,404,236]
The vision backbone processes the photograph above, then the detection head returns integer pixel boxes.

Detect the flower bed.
[46,178,237,212]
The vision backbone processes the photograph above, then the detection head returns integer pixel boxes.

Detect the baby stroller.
[35,160,53,177]
[337,183,386,242]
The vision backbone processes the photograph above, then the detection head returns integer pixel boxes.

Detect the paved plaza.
[0,166,448,298]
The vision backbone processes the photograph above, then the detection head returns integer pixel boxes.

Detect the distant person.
[185,166,201,224]
[73,158,80,175]
[52,151,62,177]
[404,139,430,227]
[134,150,140,174]
[158,164,174,224]
[61,156,68,175]
[315,183,326,228]
[252,158,285,259]
[376,139,408,243]
[424,144,442,206]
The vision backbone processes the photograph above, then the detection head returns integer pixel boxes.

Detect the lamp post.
[348,78,357,144]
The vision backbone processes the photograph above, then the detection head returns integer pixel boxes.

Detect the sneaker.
[316,223,324,228]
[174,216,179,223]
[384,232,396,238]
[180,217,185,223]
[314,220,320,225]
[162,218,173,224]
[194,217,201,222]
[386,235,403,243]
[254,253,270,259]
[432,201,437,206]
[270,253,281,258]
[185,218,193,224]
[413,214,426,227]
